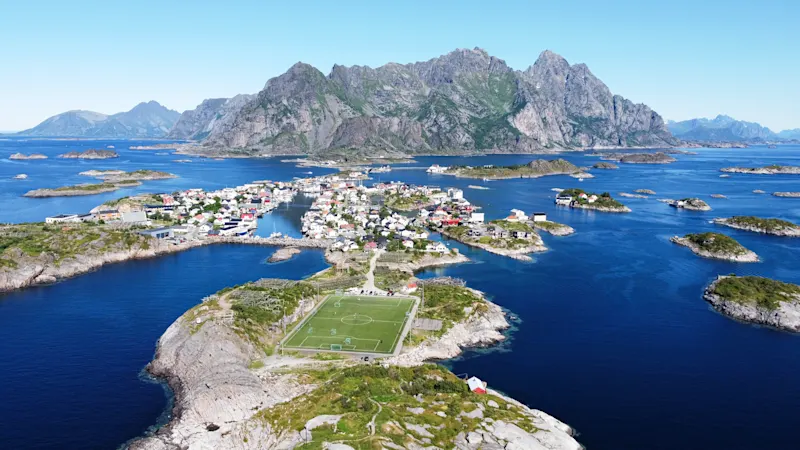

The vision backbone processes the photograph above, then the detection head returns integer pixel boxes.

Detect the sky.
[1,0,798,132]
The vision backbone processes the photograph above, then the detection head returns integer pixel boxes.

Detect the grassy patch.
[726,216,798,233]
[685,232,747,255]
[712,276,800,310]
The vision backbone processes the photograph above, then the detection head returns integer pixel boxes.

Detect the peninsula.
[670,232,758,262]
[714,216,800,237]
[441,220,547,261]
[532,220,575,236]
[443,158,583,180]
[128,275,582,450]
[704,275,800,332]
[83,169,177,182]
[57,149,119,159]
[720,165,800,175]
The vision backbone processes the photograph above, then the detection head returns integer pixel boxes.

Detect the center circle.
[340,314,373,325]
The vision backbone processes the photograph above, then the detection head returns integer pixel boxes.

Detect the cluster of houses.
[45,181,295,242]
[300,177,454,254]
[555,192,599,206]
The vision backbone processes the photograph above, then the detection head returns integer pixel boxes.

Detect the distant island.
[704,275,800,332]
[556,189,631,213]
[592,162,618,169]
[443,159,583,180]
[23,181,142,197]
[667,198,711,211]
[720,165,800,175]
[671,232,758,262]
[58,149,119,159]
[773,192,800,198]
[601,152,677,164]
[714,216,800,237]
[81,169,177,182]
[9,152,47,160]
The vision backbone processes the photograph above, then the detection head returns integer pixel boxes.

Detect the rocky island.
[57,149,119,159]
[128,276,581,450]
[9,152,48,160]
[592,162,618,169]
[601,152,677,164]
[713,216,800,237]
[267,247,301,262]
[558,188,631,213]
[670,232,758,262]
[444,158,583,180]
[23,181,142,197]
[635,189,656,195]
[84,169,177,182]
[704,275,800,332]
[720,165,800,175]
[773,192,800,198]
[667,198,712,211]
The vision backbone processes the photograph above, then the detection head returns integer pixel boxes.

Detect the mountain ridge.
[668,115,798,143]
[187,47,677,156]
[17,101,180,138]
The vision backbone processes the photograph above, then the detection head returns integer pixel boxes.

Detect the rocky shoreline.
[704,276,800,332]
[533,221,575,236]
[0,236,331,293]
[570,202,631,213]
[127,278,581,449]
[670,236,758,262]
[57,149,119,159]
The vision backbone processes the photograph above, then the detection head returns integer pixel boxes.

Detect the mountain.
[199,48,676,156]
[167,95,255,140]
[18,101,180,138]
[778,129,800,140]
[668,115,777,142]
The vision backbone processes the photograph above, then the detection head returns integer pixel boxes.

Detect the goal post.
[330,344,342,351]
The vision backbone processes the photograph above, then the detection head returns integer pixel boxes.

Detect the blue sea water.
[2,138,800,449]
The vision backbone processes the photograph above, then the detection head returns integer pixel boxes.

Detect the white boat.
[14,174,28,180]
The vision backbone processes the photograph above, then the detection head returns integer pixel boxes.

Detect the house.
[555,195,572,206]
[511,230,533,240]
[532,212,547,222]
[467,376,487,394]
[402,282,418,294]
[402,240,415,249]
[364,242,378,250]
[45,214,80,224]
[426,242,448,253]
[96,209,121,221]
[447,188,464,200]
[470,212,485,223]
[139,227,174,240]
[510,209,528,222]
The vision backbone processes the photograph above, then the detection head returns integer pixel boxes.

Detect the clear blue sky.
[1,0,798,131]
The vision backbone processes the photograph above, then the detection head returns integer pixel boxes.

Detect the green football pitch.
[282,294,416,354]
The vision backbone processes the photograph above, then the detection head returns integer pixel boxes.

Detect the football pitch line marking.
[312,316,405,325]
[388,297,415,355]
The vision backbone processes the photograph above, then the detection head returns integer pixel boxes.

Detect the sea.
[1,138,800,449]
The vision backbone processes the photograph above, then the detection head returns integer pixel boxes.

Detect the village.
[42,169,559,260]
[44,180,297,242]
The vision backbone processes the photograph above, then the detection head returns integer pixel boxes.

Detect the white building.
[469,212,485,223]
[426,164,449,174]
[45,214,80,224]
[532,212,547,222]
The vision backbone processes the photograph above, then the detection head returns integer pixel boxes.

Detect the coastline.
[0,236,331,293]
[440,229,546,261]
[670,236,759,262]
